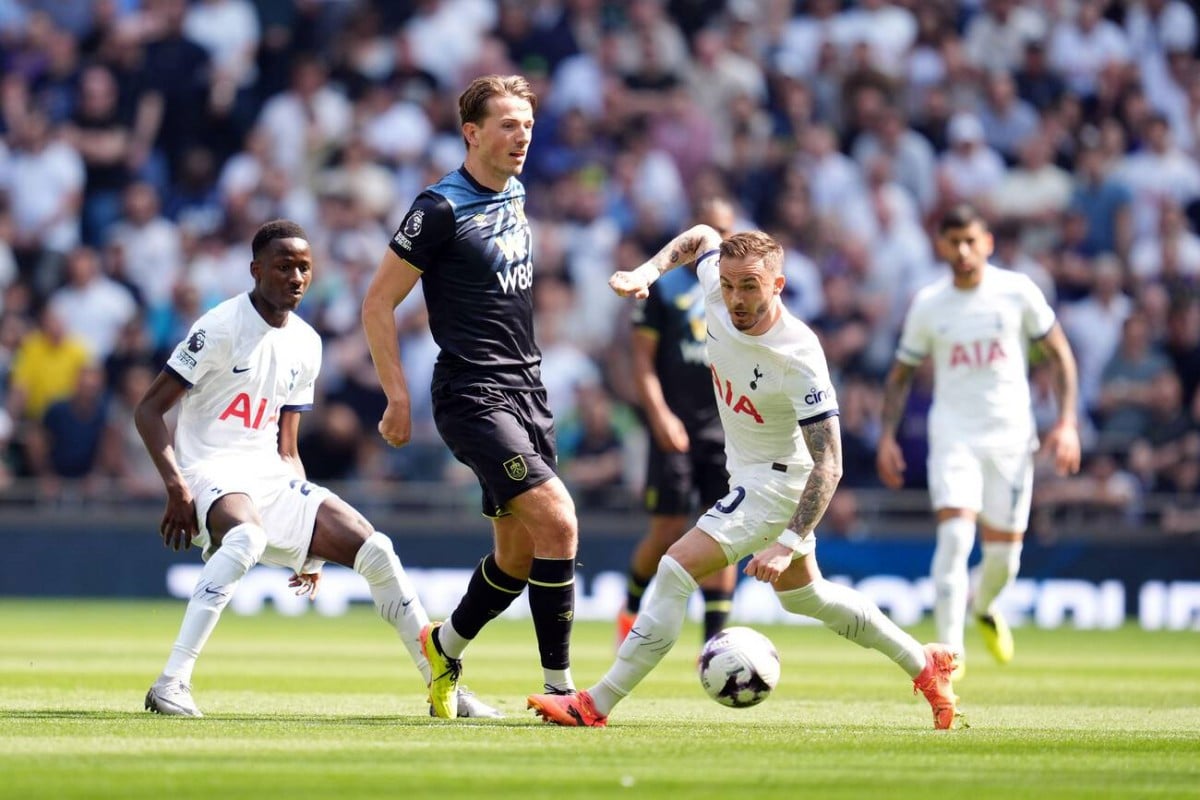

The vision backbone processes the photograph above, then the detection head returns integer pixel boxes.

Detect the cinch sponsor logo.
[392,232,412,250]
[174,350,197,368]
[804,387,830,405]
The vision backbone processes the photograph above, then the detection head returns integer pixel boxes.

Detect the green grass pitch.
[1,599,1197,799]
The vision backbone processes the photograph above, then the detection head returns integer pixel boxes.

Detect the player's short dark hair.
[938,204,988,233]
[459,74,538,130]
[252,219,308,259]
[720,231,784,275]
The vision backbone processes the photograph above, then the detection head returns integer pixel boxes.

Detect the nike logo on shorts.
[232,366,251,374]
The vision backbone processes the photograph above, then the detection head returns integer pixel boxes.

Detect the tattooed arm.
[875,360,916,489]
[609,224,723,299]
[1035,322,1082,476]
[744,415,844,584]
[789,415,844,535]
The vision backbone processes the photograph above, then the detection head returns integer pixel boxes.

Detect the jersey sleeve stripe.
[163,365,194,389]
[798,409,839,427]
[280,403,313,413]
[697,248,720,264]
[896,346,925,365]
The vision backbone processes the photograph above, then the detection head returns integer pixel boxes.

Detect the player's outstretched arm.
[362,249,422,447]
[609,224,723,299]
[1036,322,1082,476]
[134,372,196,551]
[876,360,915,489]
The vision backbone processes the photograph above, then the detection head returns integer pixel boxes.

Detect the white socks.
[777,579,926,678]
[974,540,1022,618]
[160,523,267,684]
[355,532,432,685]
[591,555,697,715]
[931,517,974,655]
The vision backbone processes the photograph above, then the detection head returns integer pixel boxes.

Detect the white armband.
[776,529,815,556]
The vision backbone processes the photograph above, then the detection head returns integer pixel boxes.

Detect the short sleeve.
[283,336,322,411]
[388,191,456,273]
[695,249,721,297]
[1020,276,1057,340]
[165,317,226,388]
[896,298,931,365]
[788,346,839,425]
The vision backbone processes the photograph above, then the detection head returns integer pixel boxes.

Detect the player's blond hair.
[720,231,784,275]
[459,74,538,142]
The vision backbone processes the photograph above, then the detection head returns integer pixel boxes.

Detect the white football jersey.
[165,292,322,472]
[896,264,1055,450]
[697,250,839,473]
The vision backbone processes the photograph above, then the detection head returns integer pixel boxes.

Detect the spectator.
[64,63,131,246]
[1097,311,1174,447]
[964,0,1048,74]
[7,305,91,425]
[978,70,1041,165]
[936,113,1006,212]
[1060,255,1132,416]
[107,181,183,308]
[24,362,110,500]
[1,109,85,298]
[46,245,138,362]
[1069,139,1134,259]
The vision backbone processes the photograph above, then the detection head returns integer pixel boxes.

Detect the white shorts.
[927,441,1033,532]
[695,462,816,564]
[186,465,334,573]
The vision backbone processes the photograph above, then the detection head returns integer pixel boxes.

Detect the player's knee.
[353,531,398,580]
[221,522,267,570]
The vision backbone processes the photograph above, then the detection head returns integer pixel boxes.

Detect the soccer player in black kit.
[618,198,739,650]
[361,74,577,718]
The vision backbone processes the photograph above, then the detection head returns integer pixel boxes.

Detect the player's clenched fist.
[609,269,652,299]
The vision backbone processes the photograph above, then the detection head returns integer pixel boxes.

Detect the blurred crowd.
[0,0,1197,538]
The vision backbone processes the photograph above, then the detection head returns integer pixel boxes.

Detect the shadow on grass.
[0,709,531,727]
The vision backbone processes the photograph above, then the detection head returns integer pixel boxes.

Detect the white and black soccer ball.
[698,626,781,708]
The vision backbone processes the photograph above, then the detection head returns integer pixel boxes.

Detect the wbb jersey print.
[389,167,539,389]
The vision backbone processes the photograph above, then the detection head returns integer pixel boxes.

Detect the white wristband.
[636,263,660,284]
[776,529,809,553]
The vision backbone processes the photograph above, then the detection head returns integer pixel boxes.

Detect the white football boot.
[145,679,203,717]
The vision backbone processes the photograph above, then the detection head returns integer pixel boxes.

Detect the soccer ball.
[698,626,781,708]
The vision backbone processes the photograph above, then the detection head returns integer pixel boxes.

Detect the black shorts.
[432,381,558,517]
[644,434,729,516]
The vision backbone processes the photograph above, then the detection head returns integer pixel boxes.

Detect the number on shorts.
[289,478,314,496]
[714,486,746,514]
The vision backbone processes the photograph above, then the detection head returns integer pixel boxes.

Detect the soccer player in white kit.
[528,228,961,729]
[137,220,497,719]
[876,204,1081,674]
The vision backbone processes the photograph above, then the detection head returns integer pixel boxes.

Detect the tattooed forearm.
[879,361,915,438]
[789,416,844,534]
[645,225,721,276]
[1040,324,1080,425]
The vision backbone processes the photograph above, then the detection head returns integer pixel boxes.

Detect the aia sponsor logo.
[710,364,763,424]
[219,393,277,429]
[949,339,1008,368]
